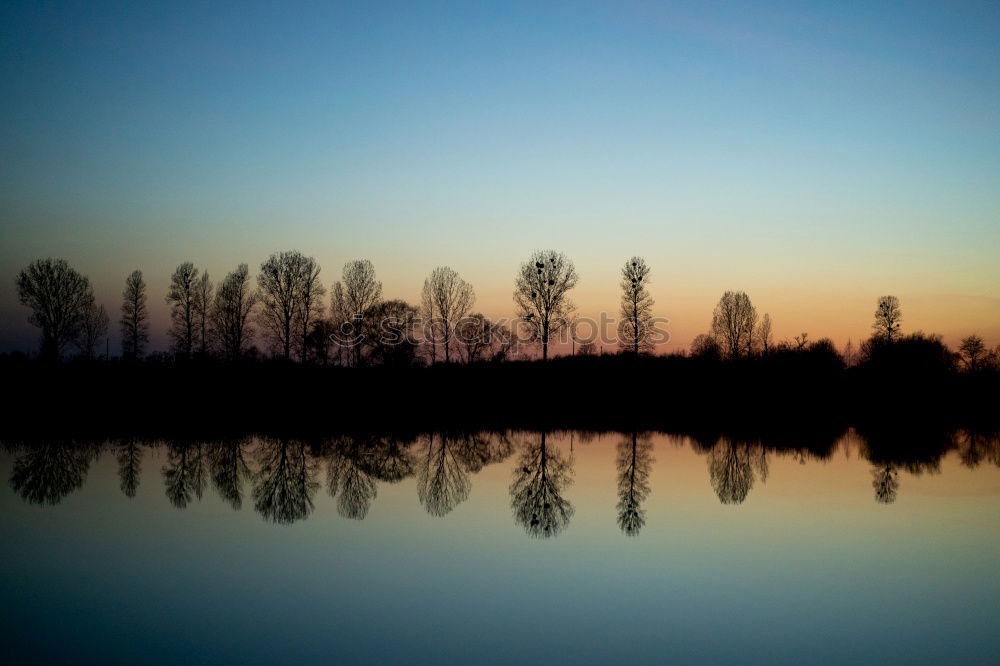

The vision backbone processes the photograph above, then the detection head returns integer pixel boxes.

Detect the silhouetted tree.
[10,443,92,505]
[366,299,419,367]
[455,313,506,363]
[756,313,773,355]
[115,440,143,498]
[166,262,200,359]
[194,271,213,357]
[252,438,318,524]
[710,291,757,359]
[297,258,325,363]
[454,431,515,473]
[16,258,94,359]
[162,442,206,509]
[617,432,653,536]
[120,269,149,360]
[959,334,986,372]
[618,257,654,354]
[421,266,475,363]
[211,263,257,361]
[955,428,1000,469]
[510,432,574,537]
[208,440,252,509]
[257,250,321,360]
[690,333,721,359]
[365,437,416,483]
[873,295,902,341]
[416,433,471,516]
[77,302,108,359]
[514,250,578,361]
[332,259,382,367]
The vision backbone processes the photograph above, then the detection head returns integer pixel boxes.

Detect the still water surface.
[2,430,999,664]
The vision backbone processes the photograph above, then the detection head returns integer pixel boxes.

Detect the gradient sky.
[1,0,998,353]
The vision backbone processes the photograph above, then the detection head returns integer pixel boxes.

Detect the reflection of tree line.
[5,428,1000,530]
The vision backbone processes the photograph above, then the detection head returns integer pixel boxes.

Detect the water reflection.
[4,427,1000,534]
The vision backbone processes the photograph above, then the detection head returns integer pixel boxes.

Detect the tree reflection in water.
[871,464,899,504]
[616,432,653,536]
[252,438,319,524]
[326,436,380,520]
[115,440,143,498]
[416,433,471,517]
[209,440,252,510]
[510,432,574,538]
[162,442,206,509]
[707,438,768,505]
[10,442,93,505]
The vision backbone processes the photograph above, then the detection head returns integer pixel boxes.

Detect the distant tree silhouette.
[455,313,506,363]
[166,262,200,359]
[162,442,206,509]
[959,335,986,372]
[208,441,252,509]
[618,257,654,354]
[756,313,773,355]
[617,432,653,536]
[454,431,515,472]
[115,440,143,498]
[333,259,382,367]
[514,250,578,361]
[690,333,721,359]
[422,266,475,363]
[416,433,471,516]
[365,437,416,483]
[873,295,902,341]
[366,299,419,367]
[252,438,319,524]
[257,250,321,360]
[711,291,757,359]
[211,264,258,361]
[77,302,108,359]
[297,257,325,363]
[120,269,149,360]
[955,428,1000,469]
[16,258,95,359]
[10,443,92,505]
[193,271,214,357]
[510,432,574,537]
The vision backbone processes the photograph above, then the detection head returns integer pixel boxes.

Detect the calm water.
[2,430,999,664]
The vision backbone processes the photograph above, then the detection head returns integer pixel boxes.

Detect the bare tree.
[15,258,94,359]
[211,264,257,361]
[455,313,503,363]
[513,250,579,361]
[257,250,318,360]
[756,312,773,355]
[366,299,419,367]
[333,259,382,367]
[510,432,574,537]
[710,291,757,359]
[194,271,213,357]
[297,258,325,363]
[873,295,902,341]
[329,282,350,366]
[420,281,439,364]
[166,262,200,359]
[120,270,149,360]
[422,267,475,363]
[617,432,653,536]
[959,334,986,371]
[77,302,109,359]
[618,256,654,355]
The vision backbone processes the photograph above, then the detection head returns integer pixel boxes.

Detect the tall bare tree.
[422,266,474,363]
[332,259,382,367]
[873,295,902,341]
[194,271,213,357]
[959,334,986,371]
[166,262,200,359]
[513,250,578,361]
[710,290,757,359]
[15,258,94,359]
[618,256,654,354]
[211,264,257,361]
[756,312,773,355]
[297,258,324,363]
[257,250,320,360]
[120,269,149,360]
[78,303,109,359]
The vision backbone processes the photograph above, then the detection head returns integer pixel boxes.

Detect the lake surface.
[2,429,999,664]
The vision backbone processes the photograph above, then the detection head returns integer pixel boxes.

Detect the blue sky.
[2,0,998,351]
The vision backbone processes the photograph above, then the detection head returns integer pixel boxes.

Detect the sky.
[1,0,998,354]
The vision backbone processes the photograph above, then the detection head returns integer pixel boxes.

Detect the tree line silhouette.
[5,426,997,532]
[14,251,1000,371]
